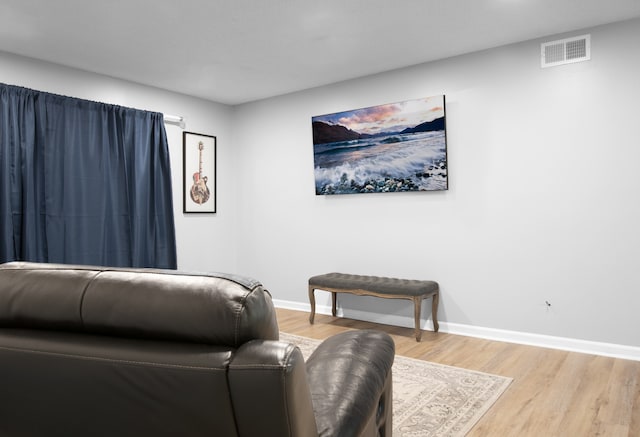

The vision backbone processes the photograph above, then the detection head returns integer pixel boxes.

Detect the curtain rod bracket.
[164,114,185,128]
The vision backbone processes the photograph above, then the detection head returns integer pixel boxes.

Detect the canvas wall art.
[183,131,216,213]
[312,95,447,195]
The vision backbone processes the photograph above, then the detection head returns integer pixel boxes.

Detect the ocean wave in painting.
[313,131,447,194]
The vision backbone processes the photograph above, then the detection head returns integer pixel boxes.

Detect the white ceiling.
[1,0,640,105]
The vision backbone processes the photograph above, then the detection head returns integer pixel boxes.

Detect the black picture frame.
[183,131,216,213]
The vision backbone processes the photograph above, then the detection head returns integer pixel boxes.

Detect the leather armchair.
[0,262,394,437]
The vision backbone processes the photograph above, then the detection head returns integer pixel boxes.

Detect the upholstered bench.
[308,272,439,341]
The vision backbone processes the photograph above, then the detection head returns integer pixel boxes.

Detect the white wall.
[0,51,239,274]
[233,18,640,350]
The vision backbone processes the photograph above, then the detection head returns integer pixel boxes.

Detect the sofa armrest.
[228,340,318,437]
[305,330,395,437]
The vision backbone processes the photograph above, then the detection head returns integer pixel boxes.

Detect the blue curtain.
[0,83,177,269]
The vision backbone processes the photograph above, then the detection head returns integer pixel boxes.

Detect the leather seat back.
[0,262,281,437]
[0,262,279,346]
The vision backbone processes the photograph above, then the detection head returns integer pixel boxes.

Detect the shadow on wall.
[335,292,467,330]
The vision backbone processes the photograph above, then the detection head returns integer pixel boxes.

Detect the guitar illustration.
[190,141,210,204]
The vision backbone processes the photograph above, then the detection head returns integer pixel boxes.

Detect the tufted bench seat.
[308,272,439,341]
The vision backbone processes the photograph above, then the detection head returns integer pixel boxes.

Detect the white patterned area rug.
[280,332,512,437]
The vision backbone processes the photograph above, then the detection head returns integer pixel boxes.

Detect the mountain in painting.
[312,116,445,145]
[312,121,367,145]
[400,116,445,134]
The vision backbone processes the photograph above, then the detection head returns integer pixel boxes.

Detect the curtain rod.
[164,114,185,128]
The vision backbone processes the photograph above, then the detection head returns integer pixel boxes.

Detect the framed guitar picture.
[183,131,216,213]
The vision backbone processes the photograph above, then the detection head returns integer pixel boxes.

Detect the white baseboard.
[273,298,640,362]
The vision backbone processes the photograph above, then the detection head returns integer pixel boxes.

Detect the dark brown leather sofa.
[0,262,394,437]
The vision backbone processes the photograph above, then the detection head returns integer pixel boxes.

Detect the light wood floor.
[276,308,640,437]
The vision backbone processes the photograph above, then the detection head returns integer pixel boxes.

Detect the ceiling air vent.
[541,34,590,68]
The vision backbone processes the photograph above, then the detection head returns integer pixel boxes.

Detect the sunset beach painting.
[312,95,447,195]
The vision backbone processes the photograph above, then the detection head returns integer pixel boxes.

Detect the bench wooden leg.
[331,292,337,317]
[413,296,423,342]
[308,288,339,323]
[308,286,316,324]
[413,292,440,341]
[432,291,440,333]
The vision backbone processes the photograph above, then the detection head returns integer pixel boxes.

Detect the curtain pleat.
[0,83,177,269]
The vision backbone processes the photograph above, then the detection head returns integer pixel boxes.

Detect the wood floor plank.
[630,369,640,436]
[594,358,640,436]
[275,308,640,437]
